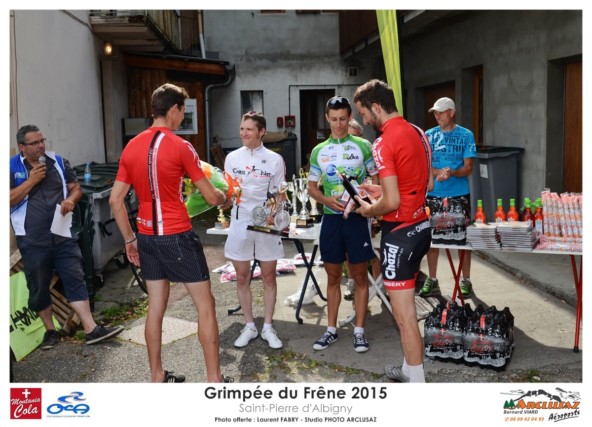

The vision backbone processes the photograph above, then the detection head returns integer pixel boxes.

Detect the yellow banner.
[376,10,404,117]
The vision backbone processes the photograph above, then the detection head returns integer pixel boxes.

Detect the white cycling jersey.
[224,144,286,219]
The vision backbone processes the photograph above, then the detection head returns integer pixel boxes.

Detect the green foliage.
[100,298,148,325]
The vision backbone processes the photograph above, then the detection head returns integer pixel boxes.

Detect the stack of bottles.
[430,197,468,245]
[424,302,515,369]
[463,305,515,368]
[537,190,583,252]
[424,301,471,360]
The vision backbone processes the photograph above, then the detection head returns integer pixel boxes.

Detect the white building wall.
[204,10,376,167]
[10,10,106,165]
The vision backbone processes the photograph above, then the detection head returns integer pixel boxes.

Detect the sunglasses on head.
[327,96,351,109]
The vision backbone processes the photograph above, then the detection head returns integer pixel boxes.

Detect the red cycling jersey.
[116,127,205,235]
[372,117,431,224]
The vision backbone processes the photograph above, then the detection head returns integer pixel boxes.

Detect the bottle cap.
[497,198,502,205]
[477,199,483,207]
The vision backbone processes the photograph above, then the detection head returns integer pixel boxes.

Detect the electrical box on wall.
[277,117,284,128]
[285,115,296,128]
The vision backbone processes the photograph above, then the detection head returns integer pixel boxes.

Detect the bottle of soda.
[84,162,92,183]
[521,198,533,225]
[474,199,487,223]
[533,199,544,235]
[494,198,506,222]
[507,198,519,222]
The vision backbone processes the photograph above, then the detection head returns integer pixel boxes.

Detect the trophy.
[295,172,314,228]
[215,207,229,229]
[248,183,291,236]
[309,194,321,223]
[287,177,299,222]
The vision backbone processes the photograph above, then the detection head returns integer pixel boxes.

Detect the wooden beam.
[124,55,227,76]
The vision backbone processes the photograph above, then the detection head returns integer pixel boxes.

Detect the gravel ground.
[11,212,583,384]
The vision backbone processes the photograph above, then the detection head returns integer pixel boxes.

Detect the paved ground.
[11,215,583,384]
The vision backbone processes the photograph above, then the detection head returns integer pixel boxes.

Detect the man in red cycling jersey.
[353,79,433,383]
[110,83,232,383]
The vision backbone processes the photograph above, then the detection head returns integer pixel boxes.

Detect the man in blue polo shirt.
[10,124,123,351]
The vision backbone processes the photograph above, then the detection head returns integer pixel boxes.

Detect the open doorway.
[299,89,335,172]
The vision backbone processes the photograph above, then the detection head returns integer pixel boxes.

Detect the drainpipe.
[197,10,206,58]
[205,64,236,163]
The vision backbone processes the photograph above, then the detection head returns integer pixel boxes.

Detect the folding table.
[206,224,326,323]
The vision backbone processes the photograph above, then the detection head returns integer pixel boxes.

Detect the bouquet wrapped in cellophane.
[184,161,241,217]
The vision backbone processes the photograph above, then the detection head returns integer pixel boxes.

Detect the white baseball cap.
[428,97,456,112]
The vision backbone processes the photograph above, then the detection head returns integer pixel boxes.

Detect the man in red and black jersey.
[353,79,434,383]
[110,83,232,383]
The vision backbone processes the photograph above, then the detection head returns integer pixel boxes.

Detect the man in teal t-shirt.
[421,97,477,298]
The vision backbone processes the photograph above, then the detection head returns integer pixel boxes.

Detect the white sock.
[402,358,410,376]
[354,327,364,335]
[327,326,337,335]
[262,323,273,332]
[407,363,425,383]
[246,322,256,331]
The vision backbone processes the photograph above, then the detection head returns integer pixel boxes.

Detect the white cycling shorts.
[224,215,284,262]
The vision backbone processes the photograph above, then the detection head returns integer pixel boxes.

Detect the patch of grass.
[513,369,542,382]
[264,350,375,379]
[66,297,148,343]
[265,350,300,372]
[101,297,149,325]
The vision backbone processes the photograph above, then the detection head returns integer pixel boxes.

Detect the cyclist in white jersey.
[224,112,286,350]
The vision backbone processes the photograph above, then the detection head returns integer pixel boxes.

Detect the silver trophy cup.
[295,178,313,228]
[287,180,298,219]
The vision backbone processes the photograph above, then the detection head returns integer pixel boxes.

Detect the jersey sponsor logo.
[407,220,431,237]
[249,165,272,177]
[233,165,272,177]
[343,153,360,161]
[326,164,338,177]
[372,145,385,170]
[320,153,338,163]
[384,280,409,288]
[383,242,400,280]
